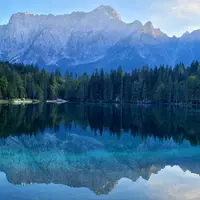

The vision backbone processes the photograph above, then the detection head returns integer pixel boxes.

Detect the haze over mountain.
[1,5,200,73]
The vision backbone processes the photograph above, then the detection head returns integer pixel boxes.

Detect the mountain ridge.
[0,5,199,73]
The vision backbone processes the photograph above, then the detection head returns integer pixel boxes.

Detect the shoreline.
[0,99,200,108]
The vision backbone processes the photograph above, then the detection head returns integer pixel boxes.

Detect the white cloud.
[147,0,200,36]
[172,0,200,18]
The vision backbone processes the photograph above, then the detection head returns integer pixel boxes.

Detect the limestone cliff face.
[3,5,195,73]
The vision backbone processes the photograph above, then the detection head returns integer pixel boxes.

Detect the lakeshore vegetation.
[1,61,200,104]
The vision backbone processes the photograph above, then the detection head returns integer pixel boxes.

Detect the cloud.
[147,0,200,36]
[150,0,200,18]
[172,0,200,18]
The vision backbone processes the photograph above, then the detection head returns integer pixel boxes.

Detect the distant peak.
[181,31,190,37]
[8,12,28,24]
[96,5,113,10]
[144,21,154,29]
[172,35,178,39]
[142,21,166,37]
[130,20,143,30]
[132,20,143,26]
[12,12,35,16]
[9,12,35,20]
[93,5,121,20]
[142,21,154,35]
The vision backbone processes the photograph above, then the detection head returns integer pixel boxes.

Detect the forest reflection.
[0,103,200,145]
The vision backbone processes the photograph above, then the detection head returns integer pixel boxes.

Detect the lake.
[0,103,200,200]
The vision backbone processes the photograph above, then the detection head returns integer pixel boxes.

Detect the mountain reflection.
[0,104,200,196]
[0,133,200,195]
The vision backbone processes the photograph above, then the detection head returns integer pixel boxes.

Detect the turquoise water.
[0,104,200,199]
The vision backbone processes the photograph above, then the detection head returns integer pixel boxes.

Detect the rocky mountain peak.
[130,20,143,30]
[93,5,121,20]
[181,31,190,38]
[144,21,154,33]
[8,12,38,26]
[142,21,166,37]
[1,6,200,72]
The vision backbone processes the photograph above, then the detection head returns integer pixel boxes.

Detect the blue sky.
[1,0,200,36]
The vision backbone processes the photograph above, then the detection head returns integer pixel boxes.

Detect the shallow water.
[0,103,200,200]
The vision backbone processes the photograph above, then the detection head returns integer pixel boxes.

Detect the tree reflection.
[0,103,200,145]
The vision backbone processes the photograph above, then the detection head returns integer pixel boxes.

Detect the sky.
[1,0,200,36]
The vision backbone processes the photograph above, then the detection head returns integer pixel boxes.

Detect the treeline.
[0,62,62,100]
[1,61,200,103]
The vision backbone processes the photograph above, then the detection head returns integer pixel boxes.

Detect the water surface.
[0,104,200,200]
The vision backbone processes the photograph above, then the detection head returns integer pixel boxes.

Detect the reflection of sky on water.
[0,104,200,199]
[0,166,199,200]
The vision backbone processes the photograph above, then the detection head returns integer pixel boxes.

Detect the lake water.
[0,103,200,200]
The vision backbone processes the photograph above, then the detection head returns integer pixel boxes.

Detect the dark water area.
[0,103,200,200]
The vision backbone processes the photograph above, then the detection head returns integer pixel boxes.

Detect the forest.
[1,61,200,104]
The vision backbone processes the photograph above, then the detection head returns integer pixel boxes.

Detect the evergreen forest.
[1,61,200,104]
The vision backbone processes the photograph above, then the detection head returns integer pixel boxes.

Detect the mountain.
[0,5,200,73]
